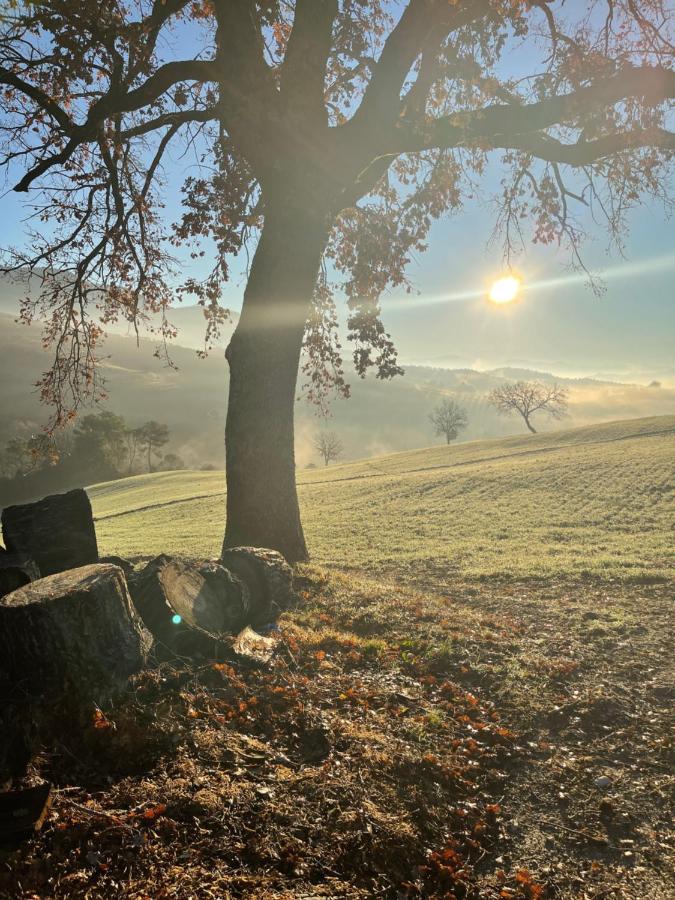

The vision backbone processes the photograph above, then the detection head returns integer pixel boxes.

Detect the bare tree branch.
[391,65,675,154]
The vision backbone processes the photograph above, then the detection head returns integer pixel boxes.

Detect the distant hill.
[1,311,674,467]
[0,270,237,350]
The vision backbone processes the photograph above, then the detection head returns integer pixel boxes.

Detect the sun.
[489,275,521,304]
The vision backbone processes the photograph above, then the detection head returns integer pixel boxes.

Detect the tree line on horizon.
[1,380,572,502]
[311,379,570,468]
[0,412,183,507]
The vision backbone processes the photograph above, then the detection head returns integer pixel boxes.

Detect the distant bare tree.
[488,381,569,434]
[429,398,468,445]
[314,432,343,467]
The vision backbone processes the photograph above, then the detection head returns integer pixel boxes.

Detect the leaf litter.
[0,567,672,898]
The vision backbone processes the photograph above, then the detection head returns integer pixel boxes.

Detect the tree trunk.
[524,415,537,434]
[223,195,331,563]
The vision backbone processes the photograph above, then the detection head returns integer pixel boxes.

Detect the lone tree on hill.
[430,398,468,445]
[488,381,569,434]
[314,431,343,467]
[1,2,673,561]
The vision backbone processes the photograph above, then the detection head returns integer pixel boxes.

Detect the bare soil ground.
[1,567,672,898]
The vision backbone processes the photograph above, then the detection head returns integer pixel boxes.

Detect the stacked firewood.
[0,489,294,784]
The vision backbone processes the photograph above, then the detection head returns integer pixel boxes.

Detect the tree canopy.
[2,1,673,425]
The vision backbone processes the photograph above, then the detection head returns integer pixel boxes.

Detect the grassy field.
[91,415,675,581]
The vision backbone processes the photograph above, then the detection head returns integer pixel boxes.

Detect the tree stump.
[1,489,98,577]
[0,553,40,600]
[0,564,151,702]
[220,547,294,625]
[130,556,251,658]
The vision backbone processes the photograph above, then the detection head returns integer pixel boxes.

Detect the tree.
[72,411,127,472]
[3,437,30,478]
[3,434,57,476]
[487,381,569,434]
[314,431,343,467]
[124,426,144,474]
[1,2,673,561]
[429,398,468,445]
[137,421,170,472]
[159,452,185,471]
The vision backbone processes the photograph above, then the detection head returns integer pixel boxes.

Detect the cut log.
[0,564,151,702]
[0,553,40,600]
[220,547,294,625]
[99,555,135,578]
[1,489,98,577]
[130,556,251,658]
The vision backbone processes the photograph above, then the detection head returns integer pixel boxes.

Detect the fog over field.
[1,305,674,469]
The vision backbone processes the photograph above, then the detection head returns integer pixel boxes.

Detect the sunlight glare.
[489,275,520,304]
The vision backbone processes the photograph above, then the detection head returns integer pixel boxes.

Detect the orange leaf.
[143,803,167,820]
[92,708,112,730]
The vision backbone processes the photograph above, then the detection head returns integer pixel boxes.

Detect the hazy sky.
[7,157,672,382]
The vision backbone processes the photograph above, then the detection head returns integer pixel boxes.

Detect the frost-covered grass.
[89,415,675,582]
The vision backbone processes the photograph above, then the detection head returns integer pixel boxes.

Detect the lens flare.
[489,276,520,304]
